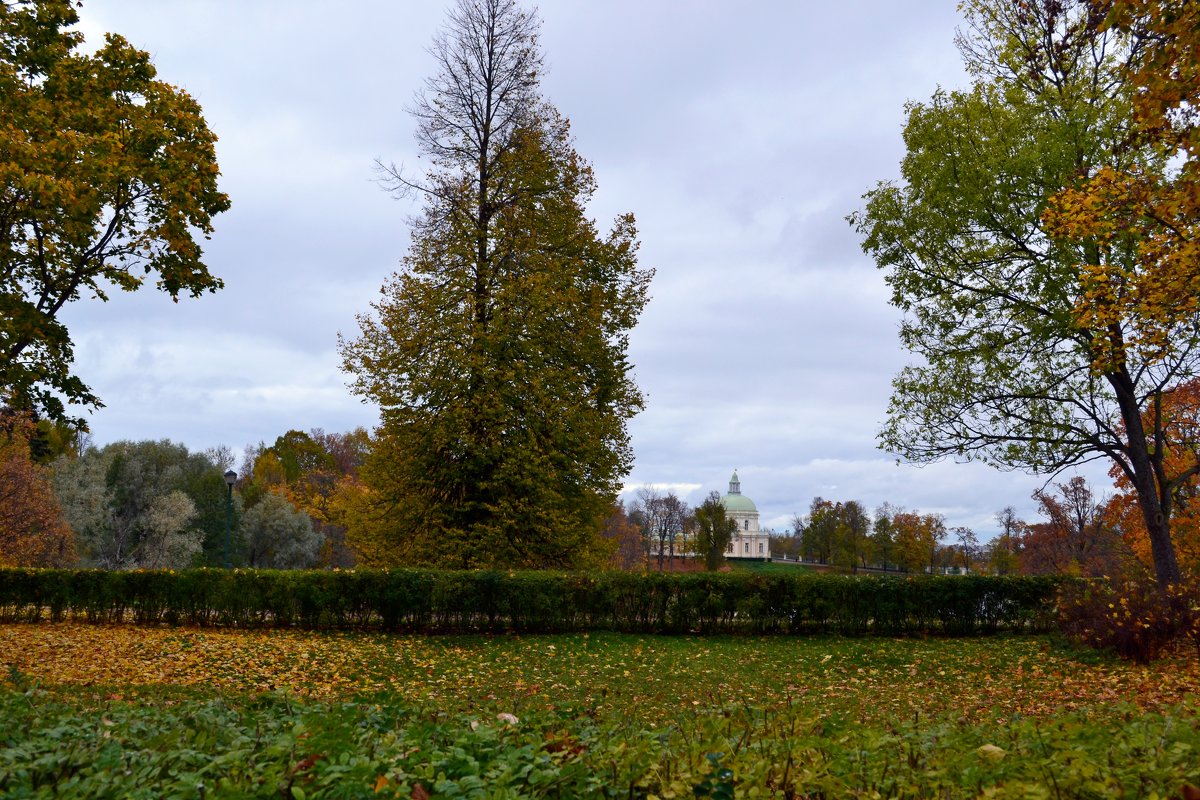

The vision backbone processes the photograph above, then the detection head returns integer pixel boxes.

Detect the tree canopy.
[242,428,369,567]
[0,410,74,566]
[51,439,231,569]
[1044,0,1200,374]
[340,0,651,569]
[692,491,735,571]
[852,0,1193,585]
[0,0,229,422]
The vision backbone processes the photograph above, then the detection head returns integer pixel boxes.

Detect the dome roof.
[722,493,758,513]
[721,470,758,513]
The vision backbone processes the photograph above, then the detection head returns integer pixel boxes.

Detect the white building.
[722,471,771,560]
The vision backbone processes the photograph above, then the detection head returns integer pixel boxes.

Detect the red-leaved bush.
[1058,578,1200,663]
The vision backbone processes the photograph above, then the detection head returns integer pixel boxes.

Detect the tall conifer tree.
[340,0,651,568]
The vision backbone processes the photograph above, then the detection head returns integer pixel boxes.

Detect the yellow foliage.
[1044,0,1200,373]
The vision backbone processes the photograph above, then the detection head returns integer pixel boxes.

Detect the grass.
[726,559,815,575]
[2,623,1199,797]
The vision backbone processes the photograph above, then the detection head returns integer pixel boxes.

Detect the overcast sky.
[61,0,1106,537]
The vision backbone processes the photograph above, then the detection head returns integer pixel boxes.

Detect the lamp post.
[223,470,237,568]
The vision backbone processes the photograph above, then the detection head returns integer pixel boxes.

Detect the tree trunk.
[1109,370,1181,586]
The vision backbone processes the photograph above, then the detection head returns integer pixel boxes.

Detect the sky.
[59,0,1107,537]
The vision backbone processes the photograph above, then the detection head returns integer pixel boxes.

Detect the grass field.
[2,624,1199,797]
[726,560,815,575]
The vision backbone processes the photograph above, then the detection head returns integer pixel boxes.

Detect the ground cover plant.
[2,624,1199,797]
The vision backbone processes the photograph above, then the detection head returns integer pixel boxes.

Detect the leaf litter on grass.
[1,623,1198,725]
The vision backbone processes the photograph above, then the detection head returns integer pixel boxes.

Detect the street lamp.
[223,469,237,568]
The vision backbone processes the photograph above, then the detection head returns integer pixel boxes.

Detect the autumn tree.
[888,511,947,574]
[0,410,74,566]
[988,506,1025,574]
[1101,379,1200,575]
[632,488,690,571]
[1045,0,1200,382]
[0,0,229,422]
[1021,476,1131,576]
[602,501,643,570]
[693,491,736,571]
[242,428,368,567]
[852,0,1193,585]
[340,0,651,569]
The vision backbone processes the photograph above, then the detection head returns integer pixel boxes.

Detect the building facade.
[722,471,771,559]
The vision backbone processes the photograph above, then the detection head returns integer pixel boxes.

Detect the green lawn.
[726,559,816,575]
[1,625,1198,797]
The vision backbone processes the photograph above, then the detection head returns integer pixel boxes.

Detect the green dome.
[721,470,757,513]
[721,493,758,513]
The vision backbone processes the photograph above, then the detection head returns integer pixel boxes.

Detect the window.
[744,542,750,553]
[744,520,749,531]
[727,543,734,553]
[758,542,764,553]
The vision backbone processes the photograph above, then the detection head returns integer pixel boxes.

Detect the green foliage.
[798,498,875,570]
[339,0,651,570]
[0,0,229,422]
[1,684,1198,798]
[693,492,736,571]
[850,0,1191,585]
[51,440,238,568]
[242,492,320,569]
[0,568,1067,635]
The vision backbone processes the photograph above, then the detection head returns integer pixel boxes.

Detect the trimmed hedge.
[0,568,1068,635]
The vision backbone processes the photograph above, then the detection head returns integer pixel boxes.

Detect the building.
[722,471,770,559]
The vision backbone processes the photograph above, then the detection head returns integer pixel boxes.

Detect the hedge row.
[0,569,1069,635]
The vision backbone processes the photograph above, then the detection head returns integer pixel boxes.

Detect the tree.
[1045,0,1200,382]
[0,411,74,566]
[632,488,690,571]
[1021,476,1131,576]
[602,500,643,570]
[243,428,369,567]
[833,500,873,571]
[888,511,947,574]
[340,0,651,569]
[0,0,229,422]
[693,491,736,571]
[793,498,873,569]
[240,491,320,569]
[871,504,898,570]
[950,526,979,572]
[989,506,1025,574]
[135,490,202,570]
[799,498,837,564]
[51,439,230,568]
[772,521,804,562]
[852,0,1192,586]
[1101,378,1200,575]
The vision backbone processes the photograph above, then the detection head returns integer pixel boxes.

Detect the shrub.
[1057,578,1200,662]
[0,568,1067,636]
